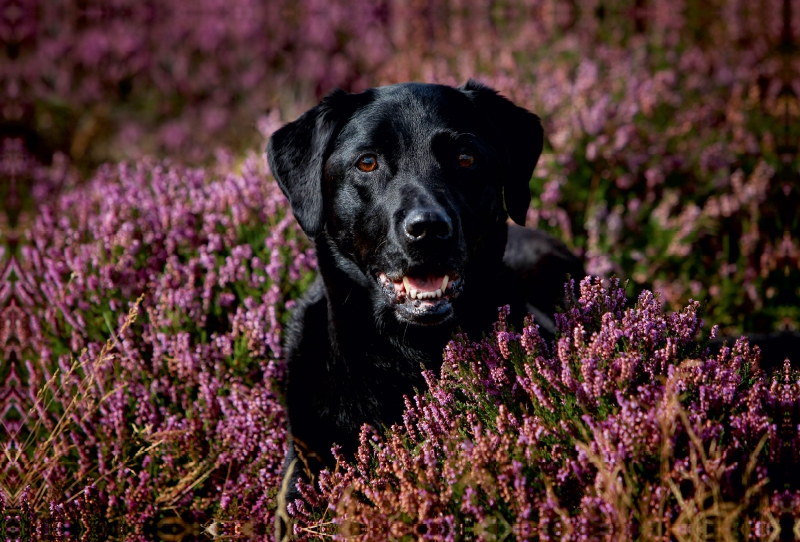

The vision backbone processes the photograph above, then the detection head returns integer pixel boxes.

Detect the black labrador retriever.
[267,81,583,527]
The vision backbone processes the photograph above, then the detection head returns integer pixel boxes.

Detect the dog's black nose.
[404,208,453,241]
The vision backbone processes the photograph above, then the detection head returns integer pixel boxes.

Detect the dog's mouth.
[377,267,463,325]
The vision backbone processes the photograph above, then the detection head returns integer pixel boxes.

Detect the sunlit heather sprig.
[296,277,795,540]
[2,300,136,541]
[6,152,315,533]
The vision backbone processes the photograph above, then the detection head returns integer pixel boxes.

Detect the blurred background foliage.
[3,0,798,336]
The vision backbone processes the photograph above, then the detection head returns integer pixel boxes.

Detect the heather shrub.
[3,152,314,537]
[287,278,797,540]
[525,41,800,335]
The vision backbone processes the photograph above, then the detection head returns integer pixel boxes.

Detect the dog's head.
[268,81,543,326]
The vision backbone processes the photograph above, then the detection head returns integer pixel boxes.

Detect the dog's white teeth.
[401,276,451,301]
[414,290,442,300]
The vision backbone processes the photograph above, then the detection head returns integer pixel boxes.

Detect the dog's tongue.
[405,273,445,292]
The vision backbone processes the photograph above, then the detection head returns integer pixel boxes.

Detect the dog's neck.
[312,219,512,375]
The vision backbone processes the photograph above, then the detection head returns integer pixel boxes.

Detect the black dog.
[267,81,584,530]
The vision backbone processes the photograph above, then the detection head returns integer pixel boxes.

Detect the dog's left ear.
[459,80,544,226]
[267,89,363,238]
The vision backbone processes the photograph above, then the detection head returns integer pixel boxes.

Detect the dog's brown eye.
[357,155,378,172]
[458,153,475,168]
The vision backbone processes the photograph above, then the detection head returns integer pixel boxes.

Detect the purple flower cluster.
[290,278,797,540]
[517,6,800,334]
[1,150,315,537]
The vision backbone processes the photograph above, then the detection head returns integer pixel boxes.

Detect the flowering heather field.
[1,0,800,541]
[293,281,798,540]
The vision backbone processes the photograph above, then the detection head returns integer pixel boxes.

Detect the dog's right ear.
[267,90,361,238]
[459,80,543,226]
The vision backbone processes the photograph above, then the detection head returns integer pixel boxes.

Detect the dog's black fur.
[267,81,583,514]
